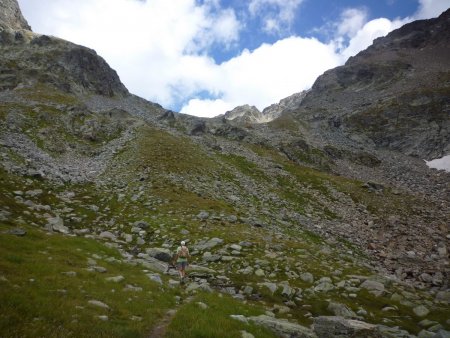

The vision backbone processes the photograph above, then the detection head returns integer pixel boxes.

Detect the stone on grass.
[434,330,450,338]
[249,315,316,338]
[359,280,384,297]
[124,284,143,292]
[62,271,77,277]
[435,291,450,303]
[146,248,172,262]
[413,305,430,317]
[259,282,278,294]
[47,216,70,234]
[99,231,116,241]
[300,272,314,284]
[88,300,109,309]
[243,285,253,295]
[197,211,209,220]
[203,252,222,262]
[230,315,248,324]
[314,282,334,293]
[93,266,107,273]
[241,331,255,338]
[5,228,27,236]
[147,273,163,285]
[314,316,377,338]
[327,302,357,318]
[238,266,253,275]
[194,237,223,250]
[230,244,242,251]
[133,220,149,229]
[105,275,125,282]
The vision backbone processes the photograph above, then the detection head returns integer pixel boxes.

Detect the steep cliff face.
[0,34,129,96]
[294,9,450,159]
[0,0,31,31]
[0,1,128,97]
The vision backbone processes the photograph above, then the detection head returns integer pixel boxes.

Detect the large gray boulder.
[248,315,316,338]
[313,316,380,338]
[145,248,173,262]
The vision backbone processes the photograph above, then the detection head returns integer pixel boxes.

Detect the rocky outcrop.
[262,91,307,121]
[0,0,128,97]
[293,9,450,160]
[224,104,264,123]
[0,0,31,31]
[223,91,307,124]
[0,33,129,96]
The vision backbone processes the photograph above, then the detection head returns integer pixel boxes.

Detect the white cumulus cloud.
[415,0,450,19]
[19,0,240,108]
[248,0,304,34]
[181,36,340,116]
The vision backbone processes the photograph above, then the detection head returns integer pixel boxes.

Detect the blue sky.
[18,0,450,117]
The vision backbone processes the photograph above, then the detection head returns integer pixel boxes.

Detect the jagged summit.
[223,91,307,124]
[0,0,31,31]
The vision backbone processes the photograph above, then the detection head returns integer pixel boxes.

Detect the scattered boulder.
[99,231,116,241]
[105,275,124,283]
[88,300,110,309]
[133,220,149,229]
[359,280,384,297]
[327,302,357,319]
[413,305,430,317]
[197,211,209,220]
[259,282,278,294]
[146,273,163,285]
[146,248,172,262]
[314,281,334,293]
[249,315,316,338]
[313,316,379,338]
[47,216,70,234]
[194,238,224,251]
[300,272,314,284]
[5,228,26,236]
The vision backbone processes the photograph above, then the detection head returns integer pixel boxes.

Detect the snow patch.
[425,155,450,172]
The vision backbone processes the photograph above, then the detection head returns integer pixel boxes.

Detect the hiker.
[175,240,190,282]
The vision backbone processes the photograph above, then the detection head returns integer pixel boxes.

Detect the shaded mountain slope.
[292,9,450,160]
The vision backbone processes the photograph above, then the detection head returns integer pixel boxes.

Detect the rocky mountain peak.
[295,8,450,159]
[0,0,31,31]
[262,91,307,120]
[0,0,128,97]
[224,104,263,123]
[223,91,307,124]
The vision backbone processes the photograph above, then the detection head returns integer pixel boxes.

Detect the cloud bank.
[18,0,449,117]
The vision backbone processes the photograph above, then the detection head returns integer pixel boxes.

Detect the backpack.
[178,246,189,258]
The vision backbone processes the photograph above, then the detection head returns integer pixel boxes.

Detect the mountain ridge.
[289,9,450,160]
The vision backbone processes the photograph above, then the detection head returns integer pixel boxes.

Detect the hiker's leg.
[177,263,183,278]
[181,262,187,278]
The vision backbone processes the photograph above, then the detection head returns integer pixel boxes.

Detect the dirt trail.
[147,295,194,338]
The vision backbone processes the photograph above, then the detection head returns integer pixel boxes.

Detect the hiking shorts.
[177,261,188,269]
